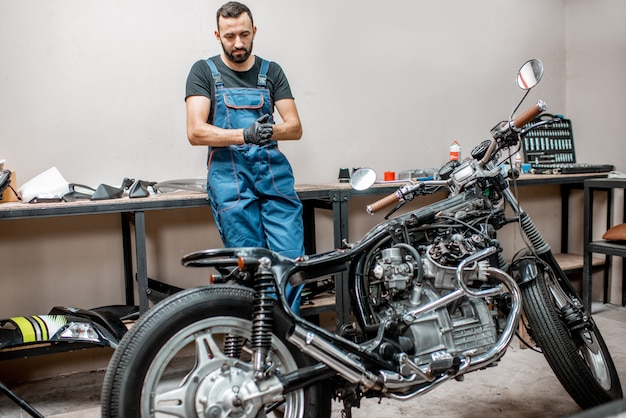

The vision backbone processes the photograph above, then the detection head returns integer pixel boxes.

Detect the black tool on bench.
[129,180,157,198]
[91,177,134,200]
[0,170,10,196]
[522,114,614,174]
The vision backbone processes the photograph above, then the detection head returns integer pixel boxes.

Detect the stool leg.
[583,251,592,310]
[603,266,609,304]
[622,257,626,306]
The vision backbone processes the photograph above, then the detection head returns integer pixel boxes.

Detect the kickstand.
[0,379,44,418]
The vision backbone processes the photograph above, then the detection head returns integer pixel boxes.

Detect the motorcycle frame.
[183,185,525,399]
[182,146,593,401]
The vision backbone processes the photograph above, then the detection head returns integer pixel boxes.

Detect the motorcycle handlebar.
[366,101,547,215]
[482,100,548,165]
[366,191,402,215]
[512,100,547,129]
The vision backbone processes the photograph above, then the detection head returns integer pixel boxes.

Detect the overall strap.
[257,59,270,88]
[205,59,224,88]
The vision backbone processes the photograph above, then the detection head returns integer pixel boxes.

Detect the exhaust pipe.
[288,325,380,390]
[287,325,433,391]
[287,262,522,397]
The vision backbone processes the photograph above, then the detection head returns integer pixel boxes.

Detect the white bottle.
[514,152,522,172]
[450,140,461,161]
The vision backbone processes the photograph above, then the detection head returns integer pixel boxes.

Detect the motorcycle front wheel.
[101,285,331,418]
[521,269,622,409]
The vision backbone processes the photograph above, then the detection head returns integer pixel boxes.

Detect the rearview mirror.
[350,168,377,191]
[517,59,543,90]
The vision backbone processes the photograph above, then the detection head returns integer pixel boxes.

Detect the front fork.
[502,183,591,318]
[513,211,591,333]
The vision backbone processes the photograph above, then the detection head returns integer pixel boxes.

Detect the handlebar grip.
[366,192,401,215]
[512,100,547,129]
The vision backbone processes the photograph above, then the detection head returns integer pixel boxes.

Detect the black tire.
[521,273,622,409]
[101,285,331,417]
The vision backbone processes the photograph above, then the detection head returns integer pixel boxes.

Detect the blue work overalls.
[205,58,304,313]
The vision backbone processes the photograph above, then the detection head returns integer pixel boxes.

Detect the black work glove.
[243,114,273,145]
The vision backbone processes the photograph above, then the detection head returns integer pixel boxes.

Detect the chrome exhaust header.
[287,325,435,391]
[287,325,381,390]
[288,247,522,398]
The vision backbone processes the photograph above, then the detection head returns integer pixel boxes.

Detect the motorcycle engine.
[367,232,498,366]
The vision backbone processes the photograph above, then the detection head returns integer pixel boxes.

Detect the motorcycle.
[101,59,622,417]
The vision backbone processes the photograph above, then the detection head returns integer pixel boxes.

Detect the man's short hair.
[216,2,254,28]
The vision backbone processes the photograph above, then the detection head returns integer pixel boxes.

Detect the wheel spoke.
[199,332,226,361]
[103,288,316,417]
[153,385,189,417]
[148,332,231,417]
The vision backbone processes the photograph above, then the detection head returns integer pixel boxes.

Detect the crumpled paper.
[18,167,70,203]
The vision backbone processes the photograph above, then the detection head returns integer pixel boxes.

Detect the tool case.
[521,114,613,174]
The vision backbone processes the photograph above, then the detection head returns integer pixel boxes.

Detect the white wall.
[1,0,570,187]
[566,0,626,168]
[566,0,626,304]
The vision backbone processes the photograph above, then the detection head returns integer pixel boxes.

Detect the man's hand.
[243,114,273,145]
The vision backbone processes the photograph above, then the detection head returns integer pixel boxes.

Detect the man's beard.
[222,41,253,64]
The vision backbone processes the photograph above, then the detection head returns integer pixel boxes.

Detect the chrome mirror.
[517,59,543,90]
[350,168,377,191]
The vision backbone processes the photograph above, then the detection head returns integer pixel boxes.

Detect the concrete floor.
[1,303,626,418]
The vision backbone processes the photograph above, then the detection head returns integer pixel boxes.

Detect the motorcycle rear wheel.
[101,285,331,418]
[521,272,622,409]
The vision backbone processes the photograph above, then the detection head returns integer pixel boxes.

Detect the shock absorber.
[224,334,244,358]
[252,257,275,378]
[501,183,550,255]
[520,212,550,254]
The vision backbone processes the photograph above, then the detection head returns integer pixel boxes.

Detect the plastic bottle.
[514,152,522,173]
[450,140,461,161]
